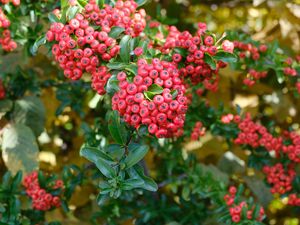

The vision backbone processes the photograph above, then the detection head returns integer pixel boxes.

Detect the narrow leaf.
[204,53,217,70]
[95,158,116,178]
[108,111,128,145]
[119,35,131,63]
[124,143,148,169]
[214,51,237,63]
[109,26,125,39]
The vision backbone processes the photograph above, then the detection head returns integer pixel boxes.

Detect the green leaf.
[109,26,125,39]
[127,165,157,191]
[38,170,47,188]
[121,178,144,190]
[48,12,60,23]
[135,0,148,6]
[214,51,237,63]
[143,84,163,100]
[2,124,39,174]
[137,125,148,137]
[139,39,150,54]
[204,53,217,70]
[105,144,125,161]
[61,0,69,8]
[77,0,88,7]
[2,171,12,189]
[174,47,188,57]
[80,145,114,163]
[31,35,46,55]
[124,143,149,169]
[11,96,46,137]
[119,35,131,63]
[0,99,13,113]
[125,64,138,75]
[129,38,139,52]
[107,62,128,70]
[170,89,178,99]
[182,186,190,201]
[105,73,119,95]
[11,171,22,191]
[95,158,116,178]
[147,83,163,93]
[99,0,105,8]
[108,111,128,145]
[67,6,80,20]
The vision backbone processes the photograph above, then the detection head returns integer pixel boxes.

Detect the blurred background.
[1,0,300,224]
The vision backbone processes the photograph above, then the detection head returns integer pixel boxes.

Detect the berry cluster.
[0,1,18,52]
[225,112,300,205]
[190,121,205,140]
[156,23,233,91]
[263,163,295,195]
[282,131,300,163]
[232,39,300,90]
[233,41,267,61]
[112,58,187,138]
[283,67,297,76]
[283,57,297,77]
[233,113,282,155]
[224,186,265,223]
[23,171,63,211]
[233,113,300,164]
[0,79,5,99]
[288,193,300,206]
[243,69,267,86]
[47,0,146,94]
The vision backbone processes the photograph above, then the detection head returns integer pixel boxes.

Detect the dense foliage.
[0,0,300,224]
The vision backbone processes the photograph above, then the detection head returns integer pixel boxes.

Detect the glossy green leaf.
[109,26,125,39]
[108,111,128,145]
[31,35,46,55]
[77,0,88,7]
[105,144,125,161]
[67,6,80,20]
[96,0,104,8]
[204,53,216,70]
[124,143,149,169]
[125,64,138,75]
[214,51,237,63]
[127,164,157,191]
[11,171,22,191]
[135,0,148,7]
[107,62,128,70]
[143,84,163,100]
[121,178,144,190]
[105,73,119,95]
[48,12,60,23]
[95,157,116,178]
[80,145,114,163]
[171,89,178,99]
[119,35,131,63]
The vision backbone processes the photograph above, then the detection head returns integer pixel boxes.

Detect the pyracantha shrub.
[47,0,146,94]
[23,171,64,211]
[0,0,19,51]
[112,58,188,138]
[224,186,265,223]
